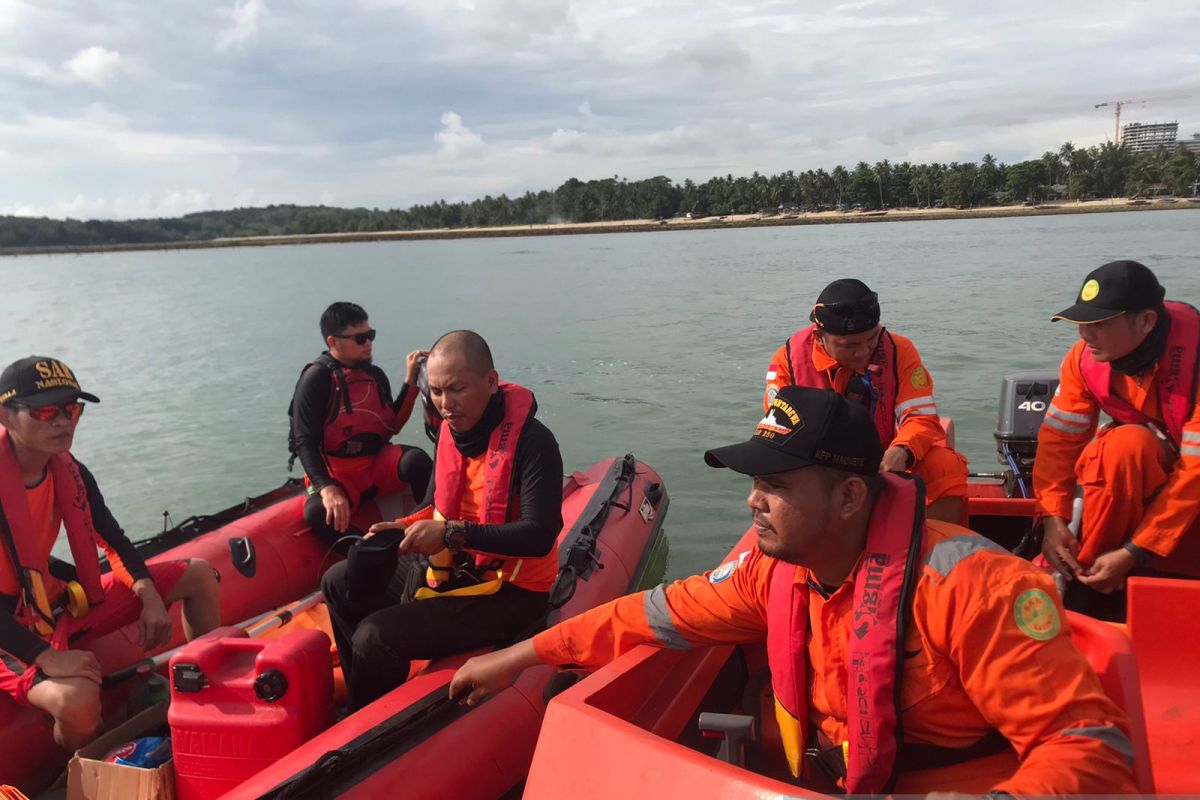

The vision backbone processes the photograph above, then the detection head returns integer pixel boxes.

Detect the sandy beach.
[4,197,1197,257]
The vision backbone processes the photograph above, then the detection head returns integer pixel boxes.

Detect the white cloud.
[217,0,267,51]
[434,111,484,158]
[2,1,1200,219]
[63,46,121,85]
[7,189,214,220]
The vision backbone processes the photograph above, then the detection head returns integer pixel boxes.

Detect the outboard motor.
[994,370,1060,498]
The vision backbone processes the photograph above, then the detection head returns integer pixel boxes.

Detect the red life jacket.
[429,383,558,594]
[0,429,105,635]
[787,324,899,448]
[766,472,925,793]
[1078,301,1200,447]
[307,354,398,457]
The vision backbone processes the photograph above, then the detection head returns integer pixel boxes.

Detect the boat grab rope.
[260,685,472,799]
[546,453,638,611]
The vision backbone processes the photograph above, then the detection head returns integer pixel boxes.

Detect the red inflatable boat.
[2,454,669,798]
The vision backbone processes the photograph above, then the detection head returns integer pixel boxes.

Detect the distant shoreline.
[4,198,1197,257]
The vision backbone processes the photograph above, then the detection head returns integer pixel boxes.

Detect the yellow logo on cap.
[1080,279,1100,302]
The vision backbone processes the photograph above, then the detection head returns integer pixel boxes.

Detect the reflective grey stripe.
[1062,725,1135,769]
[1181,444,1200,457]
[896,395,936,413]
[1183,430,1200,443]
[1047,404,1093,424]
[1043,414,1090,435]
[644,585,692,650]
[924,535,1007,578]
[903,405,939,416]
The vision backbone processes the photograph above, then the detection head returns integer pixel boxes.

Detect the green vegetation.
[2,141,1196,249]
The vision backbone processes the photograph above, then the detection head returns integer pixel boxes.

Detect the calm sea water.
[4,210,1198,578]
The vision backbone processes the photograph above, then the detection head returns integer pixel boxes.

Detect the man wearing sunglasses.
[0,356,220,750]
[763,278,968,523]
[290,302,433,548]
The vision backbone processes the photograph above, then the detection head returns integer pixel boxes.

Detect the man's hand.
[1040,516,1082,579]
[320,485,351,533]
[34,647,102,684]
[450,640,542,705]
[1078,547,1136,594]
[405,349,430,385]
[398,519,447,556]
[134,580,173,651]
[364,519,406,540]
[880,445,911,473]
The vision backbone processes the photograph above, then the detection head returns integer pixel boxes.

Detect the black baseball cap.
[809,278,881,335]
[704,386,883,476]
[0,356,100,407]
[1052,260,1165,324]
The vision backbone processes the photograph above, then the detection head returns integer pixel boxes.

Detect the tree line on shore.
[2,140,1196,249]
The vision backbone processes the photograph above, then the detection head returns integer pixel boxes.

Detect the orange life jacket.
[787,324,899,448]
[0,429,105,635]
[766,472,925,792]
[1079,300,1200,448]
[427,383,558,595]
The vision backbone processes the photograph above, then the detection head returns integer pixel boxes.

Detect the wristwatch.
[1123,541,1150,567]
[443,520,468,552]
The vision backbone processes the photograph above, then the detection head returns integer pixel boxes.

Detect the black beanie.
[809,279,880,335]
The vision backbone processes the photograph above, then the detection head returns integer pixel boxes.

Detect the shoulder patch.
[709,550,750,584]
[1014,588,1061,641]
[910,367,929,390]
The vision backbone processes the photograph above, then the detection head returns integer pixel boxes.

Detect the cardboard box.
[66,703,174,800]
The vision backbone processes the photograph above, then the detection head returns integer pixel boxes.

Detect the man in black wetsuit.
[321,330,563,709]
[290,302,433,548]
[0,356,220,750]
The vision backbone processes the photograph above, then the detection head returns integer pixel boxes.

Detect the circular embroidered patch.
[1014,588,1061,641]
[910,368,929,390]
[709,560,737,584]
[1081,279,1100,302]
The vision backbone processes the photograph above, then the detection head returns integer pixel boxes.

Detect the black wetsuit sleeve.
[292,364,335,490]
[463,420,564,558]
[0,593,50,665]
[78,462,150,585]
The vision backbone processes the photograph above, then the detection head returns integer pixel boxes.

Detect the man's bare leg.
[26,676,102,750]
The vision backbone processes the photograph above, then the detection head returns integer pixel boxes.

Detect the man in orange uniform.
[1036,260,1199,620]
[763,279,968,522]
[0,357,220,749]
[452,387,1137,796]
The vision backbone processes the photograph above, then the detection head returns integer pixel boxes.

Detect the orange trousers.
[1075,424,1176,568]
[911,444,969,505]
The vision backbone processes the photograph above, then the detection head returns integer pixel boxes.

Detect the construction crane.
[1094,95,1191,143]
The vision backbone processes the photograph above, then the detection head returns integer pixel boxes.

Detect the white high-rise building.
[1121,122,1179,153]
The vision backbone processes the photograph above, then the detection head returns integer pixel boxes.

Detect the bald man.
[320,330,564,709]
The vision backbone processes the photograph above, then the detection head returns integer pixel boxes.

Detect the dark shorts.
[0,559,189,707]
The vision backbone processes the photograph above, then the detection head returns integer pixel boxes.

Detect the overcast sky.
[2,0,1198,220]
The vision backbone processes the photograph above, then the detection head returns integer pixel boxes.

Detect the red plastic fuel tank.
[168,627,334,800]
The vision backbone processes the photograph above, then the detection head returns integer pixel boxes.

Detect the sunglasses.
[811,292,879,316]
[14,401,85,423]
[331,329,377,345]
